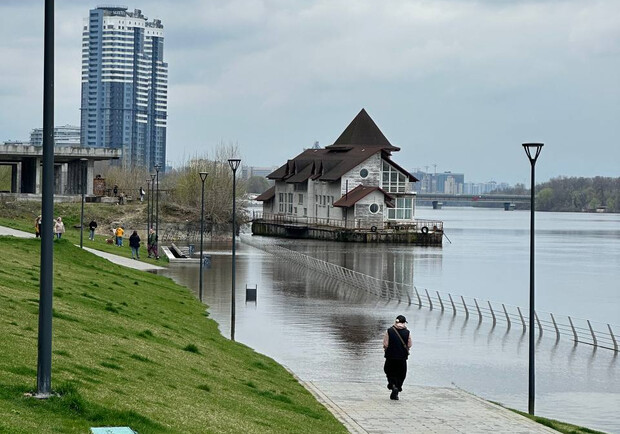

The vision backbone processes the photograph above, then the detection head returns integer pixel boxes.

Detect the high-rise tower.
[80,6,168,170]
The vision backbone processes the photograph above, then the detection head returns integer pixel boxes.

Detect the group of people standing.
[34,215,158,261]
[34,216,65,239]
[114,226,158,260]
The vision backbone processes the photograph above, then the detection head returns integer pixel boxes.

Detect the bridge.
[415,193,530,209]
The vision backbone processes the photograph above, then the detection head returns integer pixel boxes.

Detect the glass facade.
[80,6,167,170]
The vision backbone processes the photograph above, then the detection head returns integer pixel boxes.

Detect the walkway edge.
[284,367,367,434]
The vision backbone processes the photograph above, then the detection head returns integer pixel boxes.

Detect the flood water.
[159,208,620,433]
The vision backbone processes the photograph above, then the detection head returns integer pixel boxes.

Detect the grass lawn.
[0,237,346,433]
[0,202,167,266]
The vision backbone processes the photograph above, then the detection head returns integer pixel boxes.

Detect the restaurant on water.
[252,109,443,245]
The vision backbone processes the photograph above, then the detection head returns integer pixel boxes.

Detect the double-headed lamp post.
[146,178,151,236]
[199,172,209,303]
[228,158,241,341]
[154,164,161,259]
[79,158,88,249]
[523,142,543,415]
[150,173,156,228]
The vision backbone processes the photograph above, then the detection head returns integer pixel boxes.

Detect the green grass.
[0,202,168,266]
[0,237,346,433]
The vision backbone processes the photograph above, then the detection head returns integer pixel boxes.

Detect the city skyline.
[1,1,618,185]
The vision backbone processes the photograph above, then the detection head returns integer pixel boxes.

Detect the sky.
[0,0,618,185]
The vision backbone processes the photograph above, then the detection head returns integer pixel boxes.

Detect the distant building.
[30,125,80,147]
[411,170,464,194]
[242,166,279,179]
[80,6,168,170]
[257,109,419,229]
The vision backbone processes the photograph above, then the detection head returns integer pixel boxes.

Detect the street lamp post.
[154,165,161,259]
[228,158,241,341]
[523,142,543,415]
[199,172,209,303]
[146,178,151,237]
[79,158,88,248]
[37,0,54,398]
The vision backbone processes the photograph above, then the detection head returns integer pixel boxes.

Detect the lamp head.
[522,143,544,163]
[150,173,156,181]
[228,158,241,172]
[154,164,161,172]
[199,171,209,182]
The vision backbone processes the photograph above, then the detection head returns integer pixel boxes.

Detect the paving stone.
[301,381,558,433]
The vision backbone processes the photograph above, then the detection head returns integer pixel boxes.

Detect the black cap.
[396,315,407,323]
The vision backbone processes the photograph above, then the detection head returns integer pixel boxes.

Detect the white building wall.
[340,153,382,196]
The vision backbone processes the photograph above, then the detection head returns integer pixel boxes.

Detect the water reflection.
[159,209,620,433]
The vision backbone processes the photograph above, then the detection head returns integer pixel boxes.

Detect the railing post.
[517,307,526,331]
[587,320,597,347]
[461,296,469,319]
[414,287,422,307]
[424,288,433,310]
[568,316,578,343]
[436,291,444,311]
[502,304,511,329]
[448,293,457,315]
[488,301,496,326]
[550,313,560,341]
[535,312,542,337]
[608,324,618,353]
[474,298,482,321]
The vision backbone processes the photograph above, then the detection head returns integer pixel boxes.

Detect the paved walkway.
[301,381,558,433]
[0,225,164,271]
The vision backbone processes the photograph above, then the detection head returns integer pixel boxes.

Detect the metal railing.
[252,211,443,232]
[241,236,618,353]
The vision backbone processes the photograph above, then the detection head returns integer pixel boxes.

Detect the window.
[388,197,413,220]
[382,161,407,193]
[360,168,368,178]
[369,203,379,213]
[298,194,303,205]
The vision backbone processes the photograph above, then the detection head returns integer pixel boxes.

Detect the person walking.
[383,315,412,400]
[54,217,65,239]
[147,228,158,259]
[115,225,125,247]
[34,215,42,238]
[139,186,145,202]
[88,219,97,241]
[129,230,141,260]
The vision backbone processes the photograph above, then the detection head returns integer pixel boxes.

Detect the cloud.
[1,0,618,183]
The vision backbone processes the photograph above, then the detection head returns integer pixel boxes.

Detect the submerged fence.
[241,236,618,353]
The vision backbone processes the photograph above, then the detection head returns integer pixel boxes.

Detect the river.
[159,208,620,433]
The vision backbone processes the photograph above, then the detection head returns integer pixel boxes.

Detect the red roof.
[255,185,275,201]
[333,184,395,208]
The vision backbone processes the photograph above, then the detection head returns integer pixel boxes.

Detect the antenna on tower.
[433,164,437,175]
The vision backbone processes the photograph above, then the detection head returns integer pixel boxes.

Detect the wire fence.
[241,236,618,353]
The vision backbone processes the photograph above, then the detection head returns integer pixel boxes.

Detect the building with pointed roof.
[256,109,423,231]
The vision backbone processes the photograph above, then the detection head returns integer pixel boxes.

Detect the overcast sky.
[1,0,618,184]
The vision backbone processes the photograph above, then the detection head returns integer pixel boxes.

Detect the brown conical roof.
[328,108,399,151]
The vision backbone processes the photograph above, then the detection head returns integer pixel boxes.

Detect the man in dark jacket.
[383,315,412,400]
[88,219,97,241]
[129,230,141,260]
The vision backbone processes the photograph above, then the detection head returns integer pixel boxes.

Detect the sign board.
[90,428,136,434]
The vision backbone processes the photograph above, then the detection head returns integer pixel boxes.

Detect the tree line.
[497,176,620,213]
